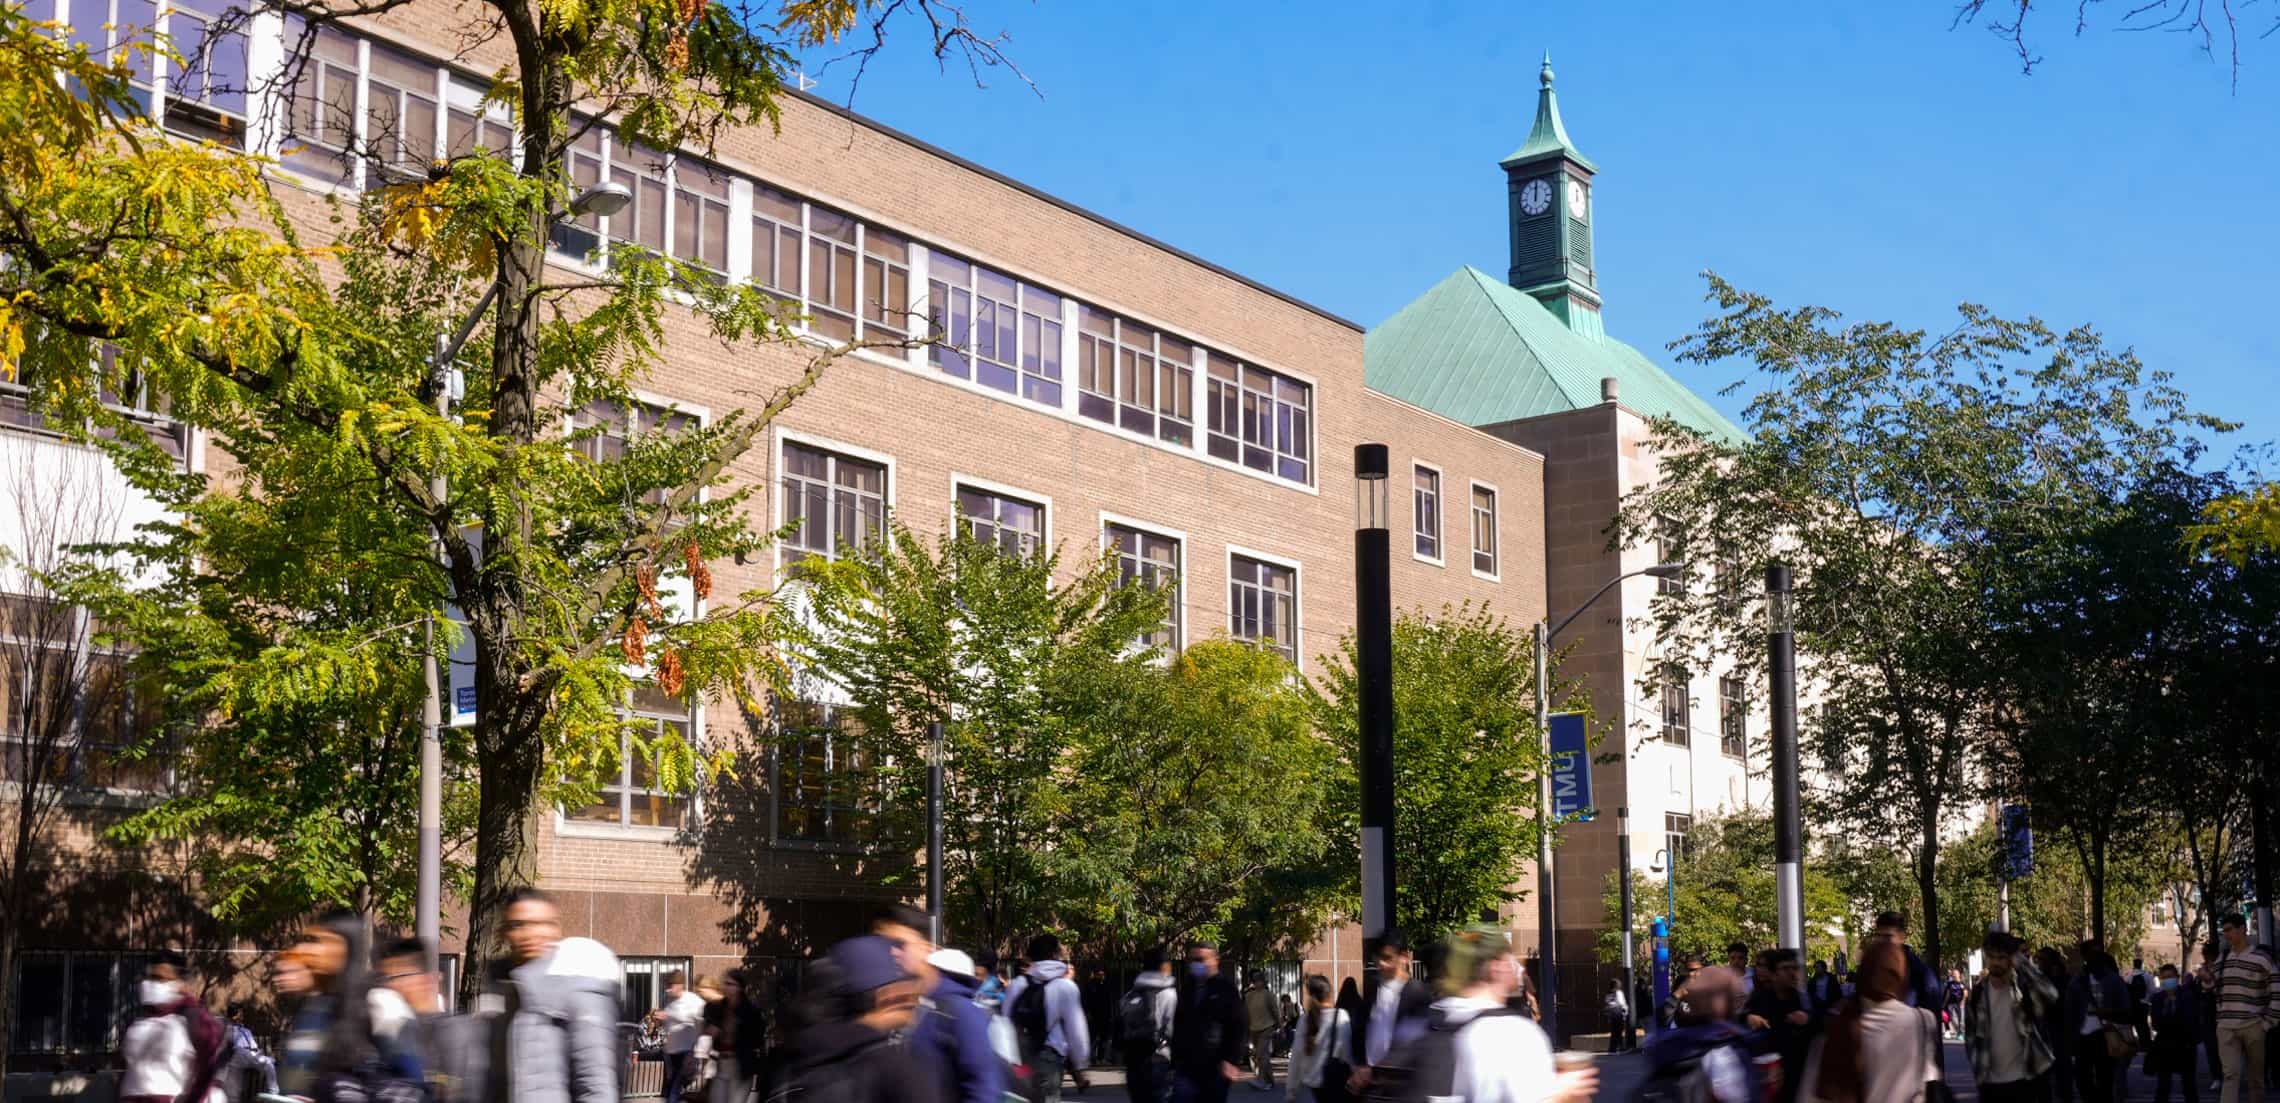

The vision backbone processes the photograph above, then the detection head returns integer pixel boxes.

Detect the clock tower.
[1502,55,1602,340]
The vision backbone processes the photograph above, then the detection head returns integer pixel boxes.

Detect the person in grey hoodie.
[1119,948,1179,1103]
[473,887,622,1103]
[1003,934,1091,1102]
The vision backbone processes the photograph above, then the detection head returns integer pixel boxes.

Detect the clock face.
[1519,178,1553,217]
[1567,178,1589,219]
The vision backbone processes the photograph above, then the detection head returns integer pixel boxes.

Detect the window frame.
[950,476,1050,560]
[559,685,700,835]
[6,948,156,1057]
[775,431,894,576]
[619,956,693,1021]
[0,596,176,797]
[1659,664,1691,747]
[1718,675,1747,761]
[767,696,881,851]
[1469,480,1500,581]
[1226,546,1300,665]
[1204,354,1313,486]
[929,250,1064,406]
[1411,461,1444,565]
[1655,515,1682,595]
[1100,513,1185,654]
[1664,812,1691,867]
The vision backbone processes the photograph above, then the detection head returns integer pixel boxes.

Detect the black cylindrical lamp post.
[927,720,946,947]
[1618,805,1636,1049]
[1354,443,1396,976]
[1767,565,1804,952]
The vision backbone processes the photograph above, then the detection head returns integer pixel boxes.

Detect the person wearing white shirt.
[1435,925,1598,1103]
[657,970,707,1103]
[1350,930,1431,1095]
[1286,975,1351,1103]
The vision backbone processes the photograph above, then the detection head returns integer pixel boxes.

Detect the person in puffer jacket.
[468,887,623,1103]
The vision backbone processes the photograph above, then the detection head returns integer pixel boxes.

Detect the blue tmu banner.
[1549,712,1591,819]
[2002,804,2033,881]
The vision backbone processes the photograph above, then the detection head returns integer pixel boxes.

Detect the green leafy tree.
[1314,603,1557,943]
[779,523,1166,956]
[1,0,1021,988]
[1619,275,2222,971]
[1593,810,1850,969]
[1057,641,1339,967]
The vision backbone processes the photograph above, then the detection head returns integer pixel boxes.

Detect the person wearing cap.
[1429,924,1597,1103]
[872,904,1006,1103]
[778,935,943,1103]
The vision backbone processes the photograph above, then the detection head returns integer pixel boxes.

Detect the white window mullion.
[1187,342,1206,452]
[244,8,286,158]
[349,38,371,191]
[851,221,865,341]
[1058,295,1079,418]
[726,177,753,283]
[905,243,928,367]
[796,200,812,335]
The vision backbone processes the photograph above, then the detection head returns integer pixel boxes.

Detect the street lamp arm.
[432,279,502,373]
[1547,564,1675,643]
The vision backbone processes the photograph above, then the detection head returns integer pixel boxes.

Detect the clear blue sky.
[794,3,2276,457]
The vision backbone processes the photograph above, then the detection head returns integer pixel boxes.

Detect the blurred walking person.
[1171,943,1247,1103]
[1119,948,1179,1103]
[1745,949,1817,1103]
[1605,980,1633,1054]
[1964,932,2056,1103]
[653,971,705,1103]
[773,936,944,1103]
[702,969,764,1103]
[1800,940,1944,1103]
[1284,975,1349,1103]
[2211,915,2280,1103]
[120,952,230,1103]
[477,887,622,1103]
[1004,933,1091,1103]
[2065,943,2130,1103]
[871,904,1005,1103]
[2153,963,2207,1103]
[1246,972,1279,1091]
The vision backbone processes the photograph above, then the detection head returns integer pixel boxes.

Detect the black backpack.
[1011,978,1052,1061]
[1363,1005,1520,1103]
[1634,1055,1720,1103]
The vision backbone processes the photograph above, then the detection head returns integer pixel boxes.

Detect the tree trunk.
[456,637,549,1007]
[0,896,17,1083]
[2087,830,2108,949]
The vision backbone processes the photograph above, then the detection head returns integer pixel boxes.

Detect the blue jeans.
[1029,1047,1067,1103]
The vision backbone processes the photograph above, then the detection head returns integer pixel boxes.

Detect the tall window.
[281,25,361,183]
[65,0,249,144]
[1664,813,1692,866]
[671,158,733,276]
[361,44,441,186]
[1107,524,1180,650]
[774,699,874,846]
[860,225,913,338]
[569,396,695,506]
[1719,676,1747,759]
[1077,307,1192,446]
[1413,465,1442,560]
[1,596,171,793]
[1229,555,1296,662]
[779,442,886,571]
[955,485,1044,558]
[1659,665,1690,746]
[1656,516,1682,594]
[1470,485,1498,576]
[1205,355,1311,484]
[750,184,803,297]
[565,685,693,829]
[930,252,1062,404]
[806,207,859,340]
[1714,546,1744,608]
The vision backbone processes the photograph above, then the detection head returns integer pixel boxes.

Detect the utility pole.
[1355,445,1397,984]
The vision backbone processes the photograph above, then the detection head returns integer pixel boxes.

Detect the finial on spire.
[1540,52,1555,89]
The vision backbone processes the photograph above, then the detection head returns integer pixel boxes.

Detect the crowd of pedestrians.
[113,890,2280,1103]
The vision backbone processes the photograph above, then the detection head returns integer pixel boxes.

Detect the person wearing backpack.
[121,951,232,1103]
[1172,943,1250,1103]
[1120,948,1179,1103]
[1002,934,1091,1103]
[1362,925,1595,1103]
[1642,965,1756,1103]
[873,905,1006,1103]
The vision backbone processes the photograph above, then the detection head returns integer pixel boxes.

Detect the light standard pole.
[927,720,945,948]
[1353,444,1396,985]
[1767,565,1804,955]
[1534,560,1683,1044]
[416,180,632,972]
[1617,805,1636,1049]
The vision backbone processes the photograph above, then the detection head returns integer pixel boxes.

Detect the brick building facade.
[5,0,1564,1067]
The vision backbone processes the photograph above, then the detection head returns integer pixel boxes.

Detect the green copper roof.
[1363,267,1745,444]
[1501,54,1596,172]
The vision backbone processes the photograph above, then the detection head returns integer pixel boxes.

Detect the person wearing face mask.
[120,951,231,1103]
[2153,963,2207,1103]
[1171,943,1250,1103]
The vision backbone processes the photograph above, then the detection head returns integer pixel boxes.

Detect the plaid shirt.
[1965,963,2058,1084]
